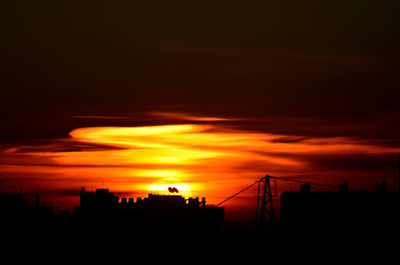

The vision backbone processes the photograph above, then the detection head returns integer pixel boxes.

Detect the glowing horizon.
[1,115,400,218]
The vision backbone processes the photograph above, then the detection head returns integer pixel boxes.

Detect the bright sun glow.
[147,183,192,197]
[2,116,400,212]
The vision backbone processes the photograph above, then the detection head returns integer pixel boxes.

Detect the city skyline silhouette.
[2,1,400,247]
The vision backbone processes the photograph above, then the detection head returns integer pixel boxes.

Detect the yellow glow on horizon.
[147,183,192,197]
[28,124,400,191]
[3,115,400,212]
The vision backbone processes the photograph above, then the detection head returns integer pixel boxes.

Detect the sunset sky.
[1,1,400,220]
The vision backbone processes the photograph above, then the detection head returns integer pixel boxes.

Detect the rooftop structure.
[73,187,224,231]
[280,182,400,235]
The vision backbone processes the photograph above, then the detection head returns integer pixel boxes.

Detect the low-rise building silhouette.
[280,182,400,235]
[0,192,54,234]
[73,187,224,231]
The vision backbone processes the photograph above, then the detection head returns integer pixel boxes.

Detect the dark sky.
[1,0,400,142]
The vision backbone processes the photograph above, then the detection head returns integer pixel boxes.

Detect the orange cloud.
[1,118,399,219]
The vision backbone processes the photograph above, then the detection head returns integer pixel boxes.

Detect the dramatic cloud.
[1,1,399,220]
[1,114,399,216]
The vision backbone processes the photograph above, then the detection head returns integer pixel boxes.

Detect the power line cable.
[216,181,258,206]
[216,174,361,206]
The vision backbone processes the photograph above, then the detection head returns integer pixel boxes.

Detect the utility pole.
[258,175,277,229]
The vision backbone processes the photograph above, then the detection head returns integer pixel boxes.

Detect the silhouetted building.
[376,181,387,192]
[300,182,311,193]
[337,180,348,192]
[0,192,30,219]
[73,187,224,231]
[398,154,400,192]
[280,183,400,236]
[0,192,55,235]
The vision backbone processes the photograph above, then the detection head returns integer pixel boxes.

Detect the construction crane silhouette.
[216,174,352,228]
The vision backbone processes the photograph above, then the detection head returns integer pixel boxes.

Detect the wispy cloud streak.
[1,114,399,212]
